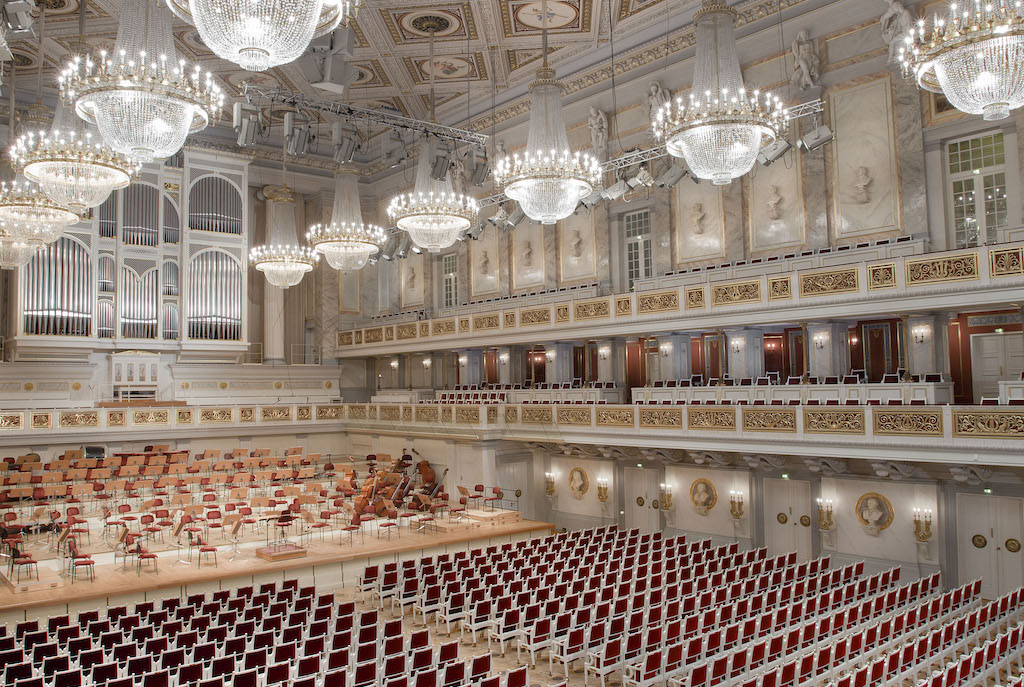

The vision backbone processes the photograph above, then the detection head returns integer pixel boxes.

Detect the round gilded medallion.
[219,382,228,390]
[777,513,788,524]
[23,382,33,391]
[972,534,988,549]
[799,515,811,527]
[325,381,333,388]
[1007,538,1021,553]
[515,489,523,498]
[652,499,660,510]
[274,381,283,389]
[498,491,505,500]
[636,496,645,507]
[71,382,81,391]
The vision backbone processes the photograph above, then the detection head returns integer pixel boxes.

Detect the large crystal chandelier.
[165,0,359,72]
[0,227,43,270]
[899,0,1024,121]
[493,0,599,224]
[308,169,385,271]
[652,0,787,185]
[251,175,319,288]
[59,0,223,163]
[0,177,79,244]
[387,28,478,252]
[12,103,138,213]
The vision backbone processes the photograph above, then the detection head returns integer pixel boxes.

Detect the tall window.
[947,132,1007,247]
[442,253,457,309]
[624,209,653,289]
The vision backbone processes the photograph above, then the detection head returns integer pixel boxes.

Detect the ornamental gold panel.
[596,408,635,427]
[200,407,233,424]
[441,407,452,423]
[639,408,683,428]
[800,267,859,296]
[420,322,430,337]
[379,405,400,421]
[473,314,500,331]
[402,407,412,421]
[557,407,592,426]
[685,287,705,309]
[261,406,292,422]
[354,331,363,344]
[505,406,518,423]
[132,410,168,426]
[990,247,1024,277]
[768,277,792,300]
[638,290,680,314]
[504,312,517,328]
[952,409,1024,438]
[316,405,343,420]
[433,319,456,335]
[712,280,761,306]
[396,323,418,340]
[867,263,897,289]
[415,406,438,422]
[59,410,99,429]
[905,253,979,285]
[348,405,367,420]
[872,408,942,436]
[176,409,194,424]
[296,406,312,421]
[555,305,570,323]
[31,412,51,429]
[520,307,551,326]
[742,408,797,432]
[615,297,633,317]
[364,328,384,343]
[106,410,125,427]
[687,407,737,430]
[803,409,865,434]
[239,407,256,422]
[521,407,553,424]
[384,327,395,341]
[455,406,480,424]
[487,407,497,423]
[575,298,611,320]
[337,331,354,346]
[459,318,470,332]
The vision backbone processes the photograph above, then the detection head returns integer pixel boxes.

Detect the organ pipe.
[189,176,243,234]
[23,237,92,336]
[188,250,241,340]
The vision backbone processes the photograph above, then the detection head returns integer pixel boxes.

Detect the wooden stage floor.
[0,519,553,614]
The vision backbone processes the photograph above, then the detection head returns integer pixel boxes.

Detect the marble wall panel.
[513,223,546,289]
[471,227,501,296]
[559,210,599,283]
[401,252,424,307]
[674,182,726,264]
[748,150,806,252]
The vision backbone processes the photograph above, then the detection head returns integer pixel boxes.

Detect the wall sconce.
[850,336,859,345]
[545,350,556,361]
[659,343,671,357]
[390,359,399,370]
[912,326,929,344]
[596,478,609,503]
[422,358,432,368]
[730,340,742,354]
[816,498,835,531]
[458,356,468,367]
[765,341,778,351]
[659,483,673,510]
[544,472,556,496]
[598,346,610,360]
[729,491,745,520]
[913,508,933,542]
[499,352,509,365]
[813,333,827,350]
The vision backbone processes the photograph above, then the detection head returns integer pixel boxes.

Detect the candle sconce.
[659,483,673,510]
[817,498,836,548]
[544,472,556,497]
[729,491,745,520]
[913,508,933,542]
[596,479,610,503]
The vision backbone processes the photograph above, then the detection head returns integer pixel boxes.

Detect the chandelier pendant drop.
[652,0,787,185]
[899,0,1024,121]
[250,242,320,288]
[308,169,386,271]
[387,28,478,253]
[165,0,359,72]
[493,0,599,224]
[59,0,223,163]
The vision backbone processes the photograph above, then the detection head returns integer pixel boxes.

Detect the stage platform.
[0,518,553,617]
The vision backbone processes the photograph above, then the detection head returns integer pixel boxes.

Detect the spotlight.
[331,121,360,164]
[797,115,833,152]
[757,137,792,166]
[579,188,604,209]
[601,179,629,201]
[380,235,398,261]
[466,148,490,187]
[504,207,525,230]
[430,141,453,181]
[463,220,484,240]
[232,102,263,147]
[305,27,357,96]
[627,165,654,189]
[655,162,688,189]
[487,206,508,227]
[4,0,36,38]
[395,235,411,259]
[284,112,311,157]
[382,130,407,168]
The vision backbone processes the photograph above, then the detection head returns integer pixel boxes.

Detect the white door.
[763,478,812,561]
[957,494,1024,599]
[496,461,528,517]
[624,467,660,533]
[971,332,1024,402]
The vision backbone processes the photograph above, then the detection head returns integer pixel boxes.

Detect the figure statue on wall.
[450,152,466,196]
[880,0,912,64]
[766,185,783,220]
[407,267,417,291]
[853,166,873,204]
[569,229,584,259]
[522,240,534,268]
[642,81,671,123]
[479,250,491,276]
[689,202,707,235]
[790,30,820,91]
[588,107,608,159]
[495,139,507,159]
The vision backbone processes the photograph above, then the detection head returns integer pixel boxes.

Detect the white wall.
[664,465,750,541]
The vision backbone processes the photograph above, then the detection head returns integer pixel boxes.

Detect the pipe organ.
[12,150,250,359]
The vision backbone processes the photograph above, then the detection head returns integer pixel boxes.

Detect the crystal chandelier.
[0,227,43,270]
[165,0,359,72]
[387,28,477,252]
[0,177,80,244]
[651,0,787,185]
[307,170,385,271]
[493,0,599,224]
[250,243,319,288]
[59,0,223,163]
[899,0,1024,121]
[12,104,138,213]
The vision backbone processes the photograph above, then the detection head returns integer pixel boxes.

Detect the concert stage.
[0,518,553,621]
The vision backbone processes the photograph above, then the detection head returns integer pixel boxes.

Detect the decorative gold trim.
[767,277,792,300]
[261,406,292,422]
[952,409,1024,438]
[364,327,384,343]
[521,406,553,424]
[638,290,680,314]
[504,312,517,328]
[106,410,125,427]
[402,407,412,421]
[575,298,611,321]
[176,409,194,424]
[803,408,865,434]
[396,323,418,340]
[433,319,456,335]
[505,406,519,423]
[800,267,859,297]
[337,331,354,346]
[239,407,256,422]
[459,317,470,332]
[685,287,706,309]
[872,408,943,436]
[199,407,233,424]
[456,406,480,423]
[441,407,452,423]
[615,296,633,317]
[990,247,1024,277]
[905,253,979,285]
[379,405,400,421]
[59,410,99,429]
[596,408,635,427]
[384,326,395,341]
[867,263,897,290]
[555,304,571,323]
[415,406,438,422]
[557,406,592,425]
[354,330,363,344]
[348,405,367,420]
[472,313,500,331]
[639,408,683,428]
[132,410,168,426]
[420,322,430,337]
[712,280,761,306]
[520,307,551,326]
[316,405,343,420]
[742,408,797,432]
[687,407,737,430]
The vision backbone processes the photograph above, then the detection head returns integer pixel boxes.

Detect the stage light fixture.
[487,206,508,227]
[395,235,411,259]
[797,115,832,152]
[757,137,792,166]
[331,120,360,164]
[655,162,689,189]
[430,141,453,181]
[285,112,312,157]
[232,102,263,147]
[627,165,654,189]
[601,179,629,201]
[466,148,490,187]
[579,188,604,209]
[504,206,525,230]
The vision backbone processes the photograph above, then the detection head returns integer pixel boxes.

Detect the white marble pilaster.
[459,350,483,387]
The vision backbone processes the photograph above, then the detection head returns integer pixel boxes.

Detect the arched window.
[162,261,180,296]
[187,250,242,340]
[120,265,158,338]
[189,175,243,234]
[122,183,160,246]
[22,236,92,336]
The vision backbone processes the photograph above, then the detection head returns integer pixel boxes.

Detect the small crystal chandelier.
[250,243,319,288]
[387,28,478,252]
[493,0,599,224]
[899,0,1024,121]
[166,0,359,72]
[0,227,43,270]
[652,0,787,185]
[0,178,80,244]
[307,169,386,271]
[12,104,138,213]
[59,0,224,163]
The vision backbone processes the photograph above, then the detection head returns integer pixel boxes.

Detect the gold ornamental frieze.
[687,407,737,430]
[768,277,792,300]
[803,409,865,434]
[354,330,363,344]
[59,410,99,429]
[316,405,343,420]
[557,407,592,426]
[505,406,519,423]
[456,406,481,424]
[685,287,706,309]
[296,406,312,421]
[433,319,456,335]
[952,410,1024,438]
[799,267,859,297]
[132,410,168,426]
[575,298,611,321]
[30,411,51,429]
[867,263,897,290]
[521,407,553,424]
[905,253,979,285]
[200,407,234,424]
[615,297,633,317]
[712,280,761,306]
[106,410,126,427]
[379,405,400,421]
[638,290,680,314]
[459,318,470,332]
[364,328,384,343]
[520,307,551,326]
[239,407,256,422]
[402,407,411,421]
[415,406,438,422]
[639,408,683,428]
[384,326,394,341]
[176,409,194,424]
[441,407,452,423]
[420,322,430,337]
[597,408,635,427]
[990,247,1024,277]
[348,405,367,420]
[555,305,571,322]
[872,408,943,436]
[504,312,517,328]
[487,406,498,423]
[742,408,797,432]
[337,331,354,346]
[473,314,500,331]
[396,323,418,340]
[260,406,292,422]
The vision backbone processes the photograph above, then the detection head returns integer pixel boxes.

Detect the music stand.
[170,521,190,567]
[225,517,245,561]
